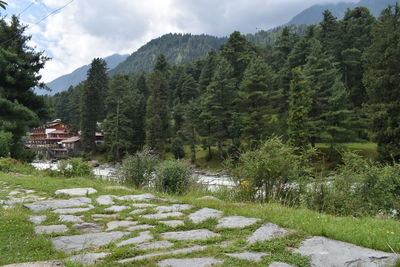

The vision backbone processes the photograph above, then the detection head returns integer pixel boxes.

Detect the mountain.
[109,33,227,75]
[287,0,398,25]
[41,54,128,95]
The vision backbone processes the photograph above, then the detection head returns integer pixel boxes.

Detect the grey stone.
[130,209,146,215]
[2,261,65,267]
[96,195,116,205]
[225,252,269,262]
[159,220,184,227]
[66,252,110,264]
[197,196,220,201]
[59,215,83,223]
[131,203,156,208]
[72,223,103,233]
[247,223,290,244]
[51,231,130,253]
[136,240,174,250]
[55,188,97,196]
[295,236,399,267]
[29,215,47,225]
[269,262,295,267]
[52,206,94,214]
[24,197,92,212]
[157,258,224,267]
[35,225,69,234]
[118,193,157,201]
[104,205,129,212]
[118,245,206,263]
[106,220,138,231]
[161,229,220,241]
[24,189,36,194]
[92,214,119,219]
[116,231,153,247]
[155,204,193,213]
[216,216,260,229]
[102,185,132,191]
[140,212,184,220]
[8,190,20,196]
[188,208,223,224]
[127,224,155,231]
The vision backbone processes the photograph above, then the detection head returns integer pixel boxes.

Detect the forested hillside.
[287,0,397,25]
[52,5,400,163]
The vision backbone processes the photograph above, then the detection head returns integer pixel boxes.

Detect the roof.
[60,136,80,143]
[48,130,68,134]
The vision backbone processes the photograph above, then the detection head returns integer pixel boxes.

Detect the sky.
[3,0,358,83]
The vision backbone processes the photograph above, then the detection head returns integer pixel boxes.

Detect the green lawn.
[0,171,399,266]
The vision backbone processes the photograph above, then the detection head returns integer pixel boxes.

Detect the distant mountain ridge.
[42,54,128,95]
[288,0,398,25]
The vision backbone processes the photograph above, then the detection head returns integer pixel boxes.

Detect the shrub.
[119,148,159,188]
[0,158,35,174]
[0,131,13,157]
[154,160,191,194]
[58,158,93,177]
[228,136,313,202]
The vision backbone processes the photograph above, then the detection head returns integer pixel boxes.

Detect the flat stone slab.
[118,193,157,201]
[295,236,399,267]
[55,188,97,196]
[136,240,174,250]
[140,212,184,220]
[96,195,116,205]
[29,215,47,225]
[161,229,220,241]
[24,197,91,212]
[92,214,119,219]
[35,225,69,234]
[104,205,129,212]
[158,258,224,267]
[73,223,103,233]
[216,216,260,229]
[106,220,138,231]
[247,223,290,244]
[127,224,155,231]
[269,262,295,267]
[118,245,206,263]
[155,204,193,213]
[225,252,269,262]
[159,220,184,227]
[66,252,110,264]
[3,261,65,267]
[59,215,84,223]
[130,209,146,215]
[51,231,130,253]
[188,208,223,224]
[52,206,93,214]
[131,203,156,208]
[116,231,153,247]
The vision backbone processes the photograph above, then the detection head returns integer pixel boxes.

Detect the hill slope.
[287,0,397,25]
[109,33,227,75]
[43,54,128,95]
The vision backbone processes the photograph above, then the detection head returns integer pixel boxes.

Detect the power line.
[0,0,75,46]
[17,1,35,18]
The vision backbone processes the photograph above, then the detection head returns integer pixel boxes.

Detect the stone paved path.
[1,183,399,266]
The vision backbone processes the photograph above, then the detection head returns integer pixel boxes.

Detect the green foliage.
[228,137,312,202]
[154,160,192,194]
[0,131,12,157]
[118,148,159,188]
[0,158,34,173]
[171,136,185,159]
[57,158,93,178]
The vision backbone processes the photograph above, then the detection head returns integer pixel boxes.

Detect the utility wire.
[17,1,35,18]
[0,0,75,46]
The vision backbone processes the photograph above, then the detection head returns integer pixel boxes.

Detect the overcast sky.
[4,0,358,83]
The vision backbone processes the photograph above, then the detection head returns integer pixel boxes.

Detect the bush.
[228,136,313,202]
[119,148,159,188]
[58,158,93,177]
[154,160,192,194]
[0,131,13,157]
[0,158,35,174]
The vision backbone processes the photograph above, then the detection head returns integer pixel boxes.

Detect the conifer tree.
[80,58,108,153]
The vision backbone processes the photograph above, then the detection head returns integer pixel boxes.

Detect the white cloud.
[22,0,358,82]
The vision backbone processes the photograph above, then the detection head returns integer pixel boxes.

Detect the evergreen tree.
[198,50,217,93]
[363,5,400,161]
[288,67,312,147]
[80,58,108,153]
[318,10,340,56]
